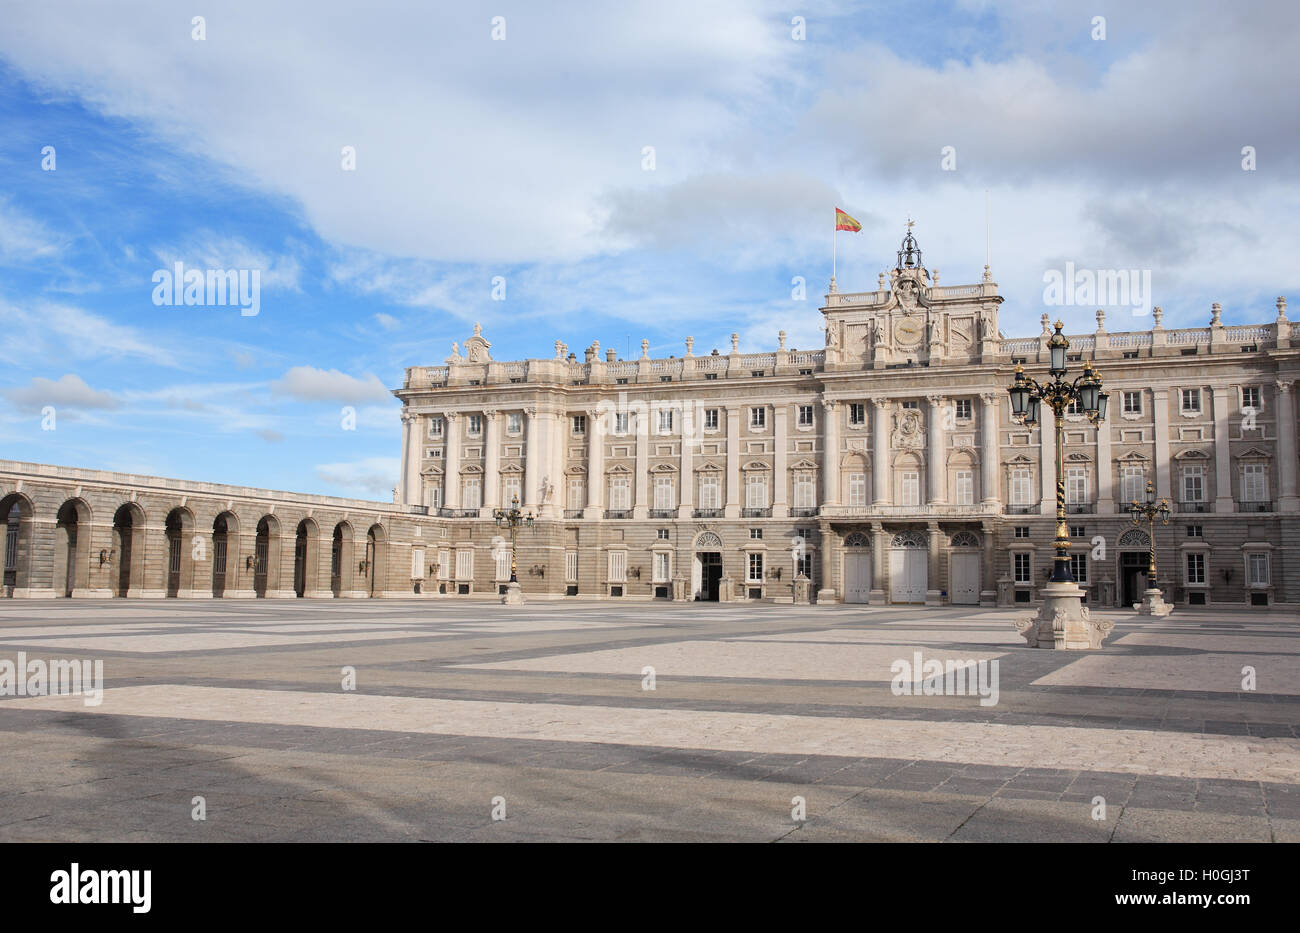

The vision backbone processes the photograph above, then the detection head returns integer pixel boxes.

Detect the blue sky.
[1,0,1296,498]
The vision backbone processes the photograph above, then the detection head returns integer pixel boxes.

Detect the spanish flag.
[835,207,862,232]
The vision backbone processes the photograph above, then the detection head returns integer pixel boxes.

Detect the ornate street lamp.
[1129,480,1172,615]
[492,495,534,585]
[1008,320,1116,650]
[1008,322,1107,584]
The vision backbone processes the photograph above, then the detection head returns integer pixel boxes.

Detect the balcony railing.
[604,509,632,519]
[1005,504,1039,514]
[1242,500,1274,513]
[648,509,676,519]
[1177,501,1209,513]
[1066,502,1094,514]
[741,508,772,518]
[438,508,480,518]
[693,508,723,518]
[563,509,584,519]
[789,507,819,517]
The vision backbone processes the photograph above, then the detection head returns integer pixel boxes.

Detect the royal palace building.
[4,232,1298,607]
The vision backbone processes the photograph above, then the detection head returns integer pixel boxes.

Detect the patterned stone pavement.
[0,599,1296,842]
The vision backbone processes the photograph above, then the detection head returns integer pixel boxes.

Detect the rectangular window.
[1248,553,1269,585]
[746,473,768,508]
[1186,552,1206,584]
[749,528,763,540]
[748,552,764,583]
[660,375,673,383]
[1186,524,1203,537]
[797,405,814,427]
[1181,388,1201,413]
[656,528,669,540]
[462,477,482,509]
[608,550,627,583]
[1181,465,1204,503]
[653,475,674,510]
[616,377,629,385]
[794,473,815,508]
[568,476,585,509]
[954,398,972,420]
[1241,463,1267,502]
[1013,526,1030,538]
[1011,469,1032,505]
[507,412,522,434]
[653,551,671,583]
[900,471,920,507]
[502,475,521,506]
[1066,398,1082,416]
[608,476,630,510]
[1122,391,1142,414]
[495,548,511,582]
[437,549,450,580]
[1242,386,1261,411]
[1066,467,1088,504]
[847,472,866,507]
[751,370,765,378]
[902,400,918,410]
[750,407,766,429]
[614,412,629,434]
[698,474,720,509]
[1014,553,1031,583]
[455,549,474,580]
[1121,466,1145,505]
[1069,553,1089,583]
[1070,525,1085,538]
[429,417,444,437]
[704,409,719,431]
[956,470,974,505]
[704,373,718,381]
[658,410,673,433]
[468,414,483,435]
[849,403,865,426]
[565,550,578,583]
[429,485,443,510]
[572,414,586,435]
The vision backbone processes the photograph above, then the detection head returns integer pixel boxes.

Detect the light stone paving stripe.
[0,630,456,653]
[734,629,1019,646]
[8,685,1298,782]
[1032,653,1300,695]
[455,640,1009,681]
[1113,632,1300,653]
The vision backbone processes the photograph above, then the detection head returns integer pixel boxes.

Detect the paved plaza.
[0,599,1297,842]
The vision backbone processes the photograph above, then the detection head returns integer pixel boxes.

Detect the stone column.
[398,412,414,504]
[585,407,604,519]
[869,521,886,604]
[872,397,890,504]
[443,413,461,510]
[979,520,997,606]
[816,519,836,603]
[523,407,539,510]
[1212,387,1233,513]
[1276,380,1298,511]
[546,408,565,519]
[925,521,942,606]
[927,394,946,503]
[679,404,695,518]
[1096,404,1114,513]
[980,393,999,504]
[1038,402,1055,515]
[821,400,839,507]
[724,406,740,518]
[1153,388,1171,501]
[634,408,649,519]
[772,404,788,518]
[482,409,500,513]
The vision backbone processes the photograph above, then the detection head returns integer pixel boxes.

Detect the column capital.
[980,392,998,406]
[400,411,414,425]
[871,396,889,407]
[444,411,460,422]
[525,406,539,417]
[1276,379,1294,395]
[482,408,497,418]
[822,398,839,411]
[927,394,947,406]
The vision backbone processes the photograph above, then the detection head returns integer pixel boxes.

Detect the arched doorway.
[55,499,91,597]
[692,531,724,601]
[212,512,237,597]
[889,529,928,604]
[254,516,278,598]
[294,519,318,597]
[164,508,194,598]
[948,530,981,605]
[112,503,146,597]
[1,493,34,597]
[1117,528,1152,606]
[842,531,872,603]
[365,524,387,597]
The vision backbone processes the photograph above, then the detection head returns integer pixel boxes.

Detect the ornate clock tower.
[820,224,1003,370]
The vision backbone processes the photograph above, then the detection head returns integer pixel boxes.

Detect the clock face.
[895,316,923,345]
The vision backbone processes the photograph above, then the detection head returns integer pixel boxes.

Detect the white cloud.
[0,198,63,263]
[315,457,399,498]
[271,365,393,404]
[153,233,301,291]
[4,374,119,412]
[0,300,183,367]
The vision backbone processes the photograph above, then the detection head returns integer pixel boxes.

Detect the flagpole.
[832,222,837,289]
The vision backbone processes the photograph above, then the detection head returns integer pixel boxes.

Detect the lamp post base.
[1015,582,1114,650]
[500,581,525,606]
[1134,587,1173,617]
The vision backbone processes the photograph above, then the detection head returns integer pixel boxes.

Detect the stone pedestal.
[500,581,525,605]
[1134,587,1173,616]
[815,587,836,605]
[867,588,885,605]
[1014,582,1115,650]
[792,574,811,605]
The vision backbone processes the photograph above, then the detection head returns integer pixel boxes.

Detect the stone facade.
[3,234,1296,606]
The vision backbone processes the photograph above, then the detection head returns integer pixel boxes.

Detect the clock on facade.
[895,316,923,345]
